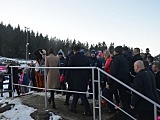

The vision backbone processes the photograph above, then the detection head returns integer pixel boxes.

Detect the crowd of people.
[1,45,160,120]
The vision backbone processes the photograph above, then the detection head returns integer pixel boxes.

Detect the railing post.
[92,68,96,120]
[98,69,102,120]
[44,68,47,109]
[11,67,14,98]
[154,104,157,120]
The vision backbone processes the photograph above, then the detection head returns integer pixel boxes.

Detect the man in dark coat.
[29,61,37,91]
[7,62,20,97]
[107,46,131,119]
[88,50,102,99]
[131,60,158,120]
[130,48,143,79]
[69,44,91,115]
[152,62,160,96]
[143,61,160,104]
[58,51,66,95]
[64,46,74,105]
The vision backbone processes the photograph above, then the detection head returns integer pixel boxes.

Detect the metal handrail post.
[98,69,102,120]
[154,104,157,120]
[92,68,96,120]
[44,68,47,109]
[11,67,14,98]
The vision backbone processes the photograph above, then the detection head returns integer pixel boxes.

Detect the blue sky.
[0,0,160,56]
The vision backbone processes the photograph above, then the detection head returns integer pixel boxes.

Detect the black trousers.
[118,87,132,120]
[71,93,91,113]
[102,88,120,110]
[65,82,73,103]
[8,79,20,97]
[138,111,154,120]
[89,81,98,99]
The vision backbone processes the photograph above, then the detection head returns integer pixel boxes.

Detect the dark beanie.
[114,46,122,54]
[58,51,63,55]
[91,50,95,54]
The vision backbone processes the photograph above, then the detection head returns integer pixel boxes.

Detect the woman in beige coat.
[45,48,60,109]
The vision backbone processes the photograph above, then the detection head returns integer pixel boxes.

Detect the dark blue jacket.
[59,57,66,75]
[68,52,90,92]
[108,54,130,88]
[22,73,30,85]
[89,56,102,79]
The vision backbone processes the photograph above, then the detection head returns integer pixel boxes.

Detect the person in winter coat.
[107,46,131,119]
[58,51,66,95]
[88,50,102,99]
[131,60,159,120]
[7,62,20,97]
[34,49,46,92]
[152,62,160,97]
[102,50,120,112]
[45,48,60,109]
[130,48,143,82]
[21,68,30,94]
[29,61,37,91]
[64,46,74,105]
[69,45,91,115]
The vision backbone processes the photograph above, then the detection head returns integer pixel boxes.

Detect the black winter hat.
[114,46,123,54]
[91,50,96,54]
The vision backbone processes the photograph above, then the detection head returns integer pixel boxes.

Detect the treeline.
[0,22,110,60]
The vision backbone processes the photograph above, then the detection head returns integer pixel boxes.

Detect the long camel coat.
[45,54,60,89]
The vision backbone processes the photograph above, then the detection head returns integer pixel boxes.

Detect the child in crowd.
[0,71,5,97]
[21,68,30,94]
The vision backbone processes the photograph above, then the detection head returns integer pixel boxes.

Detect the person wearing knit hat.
[80,49,85,55]
[58,51,63,55]
[91,50,96,54]
[89,49,102,99]
[58,50,66,95]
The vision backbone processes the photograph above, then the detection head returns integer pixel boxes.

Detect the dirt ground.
[20,92,125,120]
[1,92,123,120]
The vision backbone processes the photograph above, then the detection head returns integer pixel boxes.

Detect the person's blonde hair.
[103,50,111,60]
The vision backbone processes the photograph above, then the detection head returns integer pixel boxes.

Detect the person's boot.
[48,97,51,104]
[52,101,56,109]
[51,91,56,109]
[64,93,70,105]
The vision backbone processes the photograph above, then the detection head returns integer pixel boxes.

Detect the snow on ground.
[0,91,62,120]
[0,98,36,120]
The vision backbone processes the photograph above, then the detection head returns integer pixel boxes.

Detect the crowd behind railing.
[0,45,160,120]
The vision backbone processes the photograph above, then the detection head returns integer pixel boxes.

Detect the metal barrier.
[9,66,160,120]
[0,74,13,94]
[98,67,160,120]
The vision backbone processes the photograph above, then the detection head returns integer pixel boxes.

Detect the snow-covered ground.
[0,97,36,120]
[1,78,62,120]
[0,92,62,120]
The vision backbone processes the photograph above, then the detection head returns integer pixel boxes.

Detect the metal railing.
[98,67,160,120]
[8,66,160,120]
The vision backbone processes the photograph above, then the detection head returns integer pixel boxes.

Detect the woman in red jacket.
[104,50,112,75]
[102,50,120,112]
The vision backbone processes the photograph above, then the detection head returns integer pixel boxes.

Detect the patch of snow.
[0,98,36,120]
[0,91,62,120]
[49,112,62,120]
